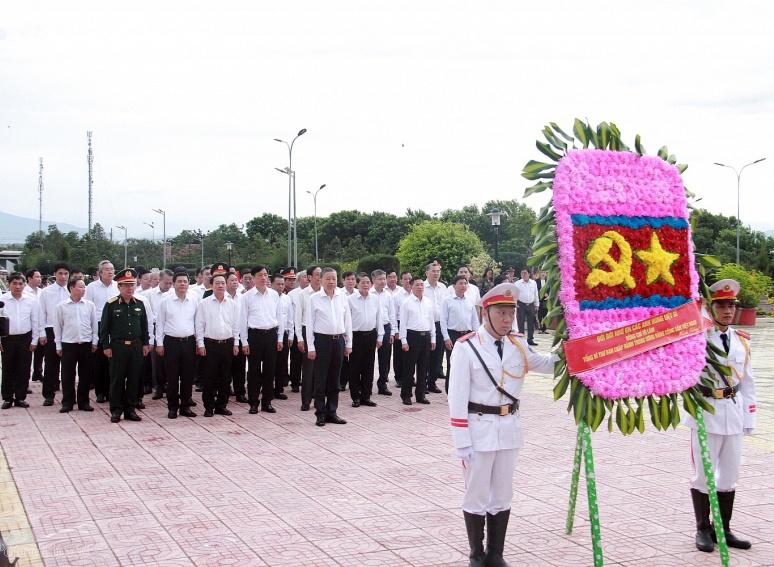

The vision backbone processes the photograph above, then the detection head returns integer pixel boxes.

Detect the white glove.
[456,447,474,461]
[743,428,754,436]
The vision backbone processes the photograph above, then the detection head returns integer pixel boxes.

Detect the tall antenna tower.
[87,131,93,233]
[38,157,44,232]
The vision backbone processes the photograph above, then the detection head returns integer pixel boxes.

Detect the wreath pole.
[581,420,604,567]
[695,407,730,566]
[565,423,584,534]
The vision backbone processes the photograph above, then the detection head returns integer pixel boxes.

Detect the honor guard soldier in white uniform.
[683,278,756,553]
[448,283,556,567]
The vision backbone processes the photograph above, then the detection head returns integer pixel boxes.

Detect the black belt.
[112,338,140,345]
[249,327,278,334]
[4,331,33,339]
[407,330,430,336]
[468,401,520,416]
[698,384,738,399]
[204,338,231,345]
[166,335,194,342]
[353,330,376,335]
[315,333,342,340]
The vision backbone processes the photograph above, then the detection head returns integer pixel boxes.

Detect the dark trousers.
[152,349,166,392]
[301,327,315,407]
[42,327,61,399]
[231,341,246,397]
[247,328,277,406]
[31,339,44,380]
[392,320,403,386]
[350,330,377,402]
[60,342,94,408]
[376,323,392,391]
[203,339,233,411]
[141,351,153,395]
[163,336,196,412]
[517,302,536,340]
[94,324,111,398]
[289,336,302,389]
[339,352,350,389]
[274,331,290,394]
[108,341,143,414]
[402,330,429,401]
[312,334,343,418]
[538,300,548,331]
[1,332,32,402]
[445,329,470,393]
[426,321,443,387]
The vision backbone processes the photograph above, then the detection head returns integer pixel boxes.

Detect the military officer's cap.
[709,279,740,302]
[211,262,229,277]
[281,267,297,279]
[116,268,137,285]
[430,258,443,268]
[478,282,519,309]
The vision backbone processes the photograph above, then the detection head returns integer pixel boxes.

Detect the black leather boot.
[463,512,486,567]
[484,509,512,567]
[715,491,751,549]
[690,488,714,552]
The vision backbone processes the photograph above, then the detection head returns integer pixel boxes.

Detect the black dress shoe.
[427,385,442,394]
[528,340,538,346]
[110,413,121,423]
[96,394,106,404]
[274,393,288,400]
[179,408,197,418]
[186,399,197,407]
[301,404,310,411]
[143,385,152,395]
[261,404,276,414]
[168,410,178,419]
[195,385,203,392]
[360,399,377,407]
[378,389,393,396]
[249,405,259,414]
[235,395,249,403]
[78,404,94,412]
[203,409,214,417]
[416,398,430,405]
[2,401,13,410]
[215,407,233,416]
[402,398,412,406]
[136,401,146,410]
[351,400,361,408]
[27,388,33,394]
[291,386,300,393]
[229,389,235,396]
[325,414,347,425]
[152,390,164,400]
[338,386,346,392]
[60,405,73,413]
[124,411,142,421]
[43,398,54,406]
[316,417,326,427]
[14,400,30,409]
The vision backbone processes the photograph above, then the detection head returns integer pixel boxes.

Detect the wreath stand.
[564,408,729,567]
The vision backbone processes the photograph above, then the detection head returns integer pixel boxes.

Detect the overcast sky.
[2,1,772,241]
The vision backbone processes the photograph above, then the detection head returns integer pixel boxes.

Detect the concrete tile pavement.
[1,319,772,566]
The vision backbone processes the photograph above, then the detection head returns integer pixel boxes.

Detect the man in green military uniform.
[100,269,152,423]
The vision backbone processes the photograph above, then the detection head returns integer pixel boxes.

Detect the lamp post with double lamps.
[116,225,128,268]
[714,158,766,264]
[307,184,326,263]
[274,128,307,268]
[152,208,166,269]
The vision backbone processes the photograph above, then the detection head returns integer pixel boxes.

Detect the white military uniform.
[448,326,555,514]
[682,325,756,492]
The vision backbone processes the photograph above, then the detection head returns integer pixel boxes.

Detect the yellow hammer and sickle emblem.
[585,230,636,289]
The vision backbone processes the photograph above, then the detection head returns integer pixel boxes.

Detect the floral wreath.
[523,120,726,435]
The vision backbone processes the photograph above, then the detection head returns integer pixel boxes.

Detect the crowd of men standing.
[1,259,549,426]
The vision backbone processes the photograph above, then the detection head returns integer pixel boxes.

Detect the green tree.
[396,221,485,278]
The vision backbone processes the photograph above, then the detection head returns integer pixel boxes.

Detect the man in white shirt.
[514,268,539,346]
[272,272,293,400]
[286,268,304,393]
[295,265,322,411]
[338,270,357,392]
[423,262,447,394]
[24,268,45,383]
[39,262,70,406]
[391,271,412,389]
[1,272,39,409]
[196,266,240,417]
[371,269,396,396]
[85,260,119,404]
[441,275,480,393]
[54,278,98,412]
[155,270,198,419]
[399,276,436,405]
[348,273,383,408]
[144,269,174,400]
[241,264,284,414]
[449,266,481,302]
[306,267,352,426]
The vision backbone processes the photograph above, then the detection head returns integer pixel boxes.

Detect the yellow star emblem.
[634,232,680,285]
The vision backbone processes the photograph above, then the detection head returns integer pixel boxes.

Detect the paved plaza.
[1,320,772,566]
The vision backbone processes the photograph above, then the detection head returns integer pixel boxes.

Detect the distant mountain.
[0,210,86,244]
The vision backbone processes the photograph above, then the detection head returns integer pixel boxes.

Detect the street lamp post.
[714,158,766,264]
[486,209,505,264]
[199,232,205,268]
[152,208,166,269]
[116,225,128,268]
[226,241,233,266]
[275,128,307,268]
[144,221,155,242]
[307,184,326,262]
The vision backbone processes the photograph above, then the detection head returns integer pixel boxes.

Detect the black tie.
[495,339,503,360]
[720,333,729,354]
